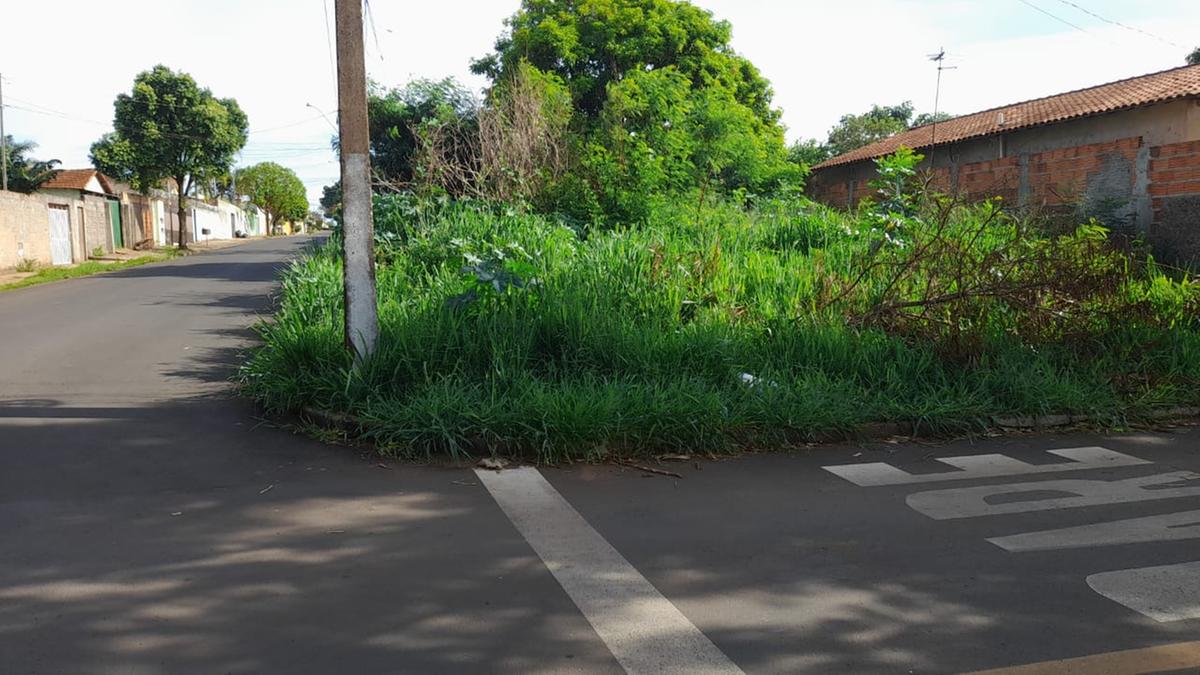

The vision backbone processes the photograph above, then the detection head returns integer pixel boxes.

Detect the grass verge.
[0,249,185,292]
[242,194,1200,462]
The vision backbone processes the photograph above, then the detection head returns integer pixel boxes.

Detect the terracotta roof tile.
[814,63,1200,170]
[41,169,115,194]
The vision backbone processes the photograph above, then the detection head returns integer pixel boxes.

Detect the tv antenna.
[927,48,957,148]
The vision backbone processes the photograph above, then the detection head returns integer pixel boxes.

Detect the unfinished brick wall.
[808,135,1200,263]
[954,157,1021,203]
[1023,137,1142,212]
[1148,140,1200,265]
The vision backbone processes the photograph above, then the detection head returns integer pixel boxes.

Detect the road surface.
[1,236,1198,674]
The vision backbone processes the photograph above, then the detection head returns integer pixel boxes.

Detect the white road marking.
[988,509,1200,552]
[1087,561,1200,622]
[476,467,743,675]
[822,447,1147,486]
[906,471,1200,520]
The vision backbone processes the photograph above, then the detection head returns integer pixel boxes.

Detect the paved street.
[1,236,1198,674]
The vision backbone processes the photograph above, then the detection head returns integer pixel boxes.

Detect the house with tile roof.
[807,64,1200,264]
[38,168,122,260]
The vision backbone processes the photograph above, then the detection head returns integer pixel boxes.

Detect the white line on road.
[822,447,1147,486]
[1087,561,1200,622]
[906,470,1200,520]
[476,467,743,675]
[988,509,1200,552]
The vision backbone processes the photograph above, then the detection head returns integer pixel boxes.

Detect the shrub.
[243,179,1200,460]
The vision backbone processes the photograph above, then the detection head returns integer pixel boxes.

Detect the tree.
[236,162,308,235]
[319,181,342,219]
[473,0,777,126]
[368,78,477,186]
[788,138,832,169]
[90,65,247,248]
[472,0,796,222]
[2,135,60,193]
[1189,47,1200,65]
[911,111,954,128]
[826,102,914,157]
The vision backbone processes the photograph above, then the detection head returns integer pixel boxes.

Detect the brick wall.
[1023,137,1142,211]
[955,156,1021,203]
[0,191,54,269]
[1148,140,1200,265]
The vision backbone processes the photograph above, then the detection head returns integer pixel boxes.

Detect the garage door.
[48,205,72,265]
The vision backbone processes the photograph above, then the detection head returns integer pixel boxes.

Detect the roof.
[814,63,1200,169]
[40,169,116,195]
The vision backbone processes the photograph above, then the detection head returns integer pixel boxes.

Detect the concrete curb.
[298,405,1200,457]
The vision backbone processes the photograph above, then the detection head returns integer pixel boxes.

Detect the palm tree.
[3,135,60,193]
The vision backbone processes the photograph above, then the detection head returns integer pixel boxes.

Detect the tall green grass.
[242,196,1200,461]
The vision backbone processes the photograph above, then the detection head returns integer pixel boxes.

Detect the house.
[38,169,123,261]
[807,64,1200,264]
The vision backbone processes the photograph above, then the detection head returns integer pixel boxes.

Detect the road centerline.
[475,466,743,675]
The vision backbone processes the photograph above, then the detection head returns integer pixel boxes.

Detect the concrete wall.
[191,202,229,242]
[808,98,1200,263]
[40,189,113,259]
[0,191,53,269]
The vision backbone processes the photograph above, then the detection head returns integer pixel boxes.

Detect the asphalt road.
[1,235,1198,674]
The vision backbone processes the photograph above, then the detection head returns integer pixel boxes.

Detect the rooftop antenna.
[926,48,957,165]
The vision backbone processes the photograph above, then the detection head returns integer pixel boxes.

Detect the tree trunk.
[267,212,275,237]
[176,175,189,250]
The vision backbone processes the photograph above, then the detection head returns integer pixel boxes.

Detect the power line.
[363,0,385,62]
[1015,0,1120,46]
[323,0,337,79]
[1051,0,1182,48]
[1016,0,1091,35]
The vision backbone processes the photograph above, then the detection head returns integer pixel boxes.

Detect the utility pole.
[334,0,379,362]
[1,72,8,192]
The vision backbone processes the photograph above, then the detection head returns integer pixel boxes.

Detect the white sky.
[1,1,1197,205]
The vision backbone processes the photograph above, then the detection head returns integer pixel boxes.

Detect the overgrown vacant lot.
[243,188,1200,461]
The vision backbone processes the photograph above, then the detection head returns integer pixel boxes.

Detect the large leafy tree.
[825,102,915,157]
[368,78,477,185]
[472,0,776,125]
[90,65,247,248]
[2,135,60,193]
[235,162,308,234]
[472,0,796,223]
[1189,47,1200,66]
[816,102,953,159]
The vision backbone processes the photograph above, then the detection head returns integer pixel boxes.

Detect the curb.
[297,405,1200,455]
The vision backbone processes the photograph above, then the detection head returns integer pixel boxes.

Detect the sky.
[1,0,1197,206]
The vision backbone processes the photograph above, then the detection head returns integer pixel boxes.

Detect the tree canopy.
[1189,46,1200,66]
[368,78,478,185]
[90,65,247,247]
[795,102,953,164]
[2,136,60,193]
[472,0,776,126]
[469,0,797,223]
[236,162,308,233]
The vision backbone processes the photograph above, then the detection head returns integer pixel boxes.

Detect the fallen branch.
[613,459,682,479]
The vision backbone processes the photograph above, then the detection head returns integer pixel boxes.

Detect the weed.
[243,185,1200,461]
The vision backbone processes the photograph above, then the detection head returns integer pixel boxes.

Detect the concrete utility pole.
[334,0,379,362]
[1,72,8,192]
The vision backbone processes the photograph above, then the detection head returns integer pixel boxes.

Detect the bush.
[243,183,1200,461]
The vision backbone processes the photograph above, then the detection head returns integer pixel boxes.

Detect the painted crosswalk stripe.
[476,467,743,675]
[988,509,1200,552]
[1087,561,1200,622]
[906,470,1200,520]
[822,447,1147,486]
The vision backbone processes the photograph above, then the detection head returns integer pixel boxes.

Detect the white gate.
[48,205,72,265]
